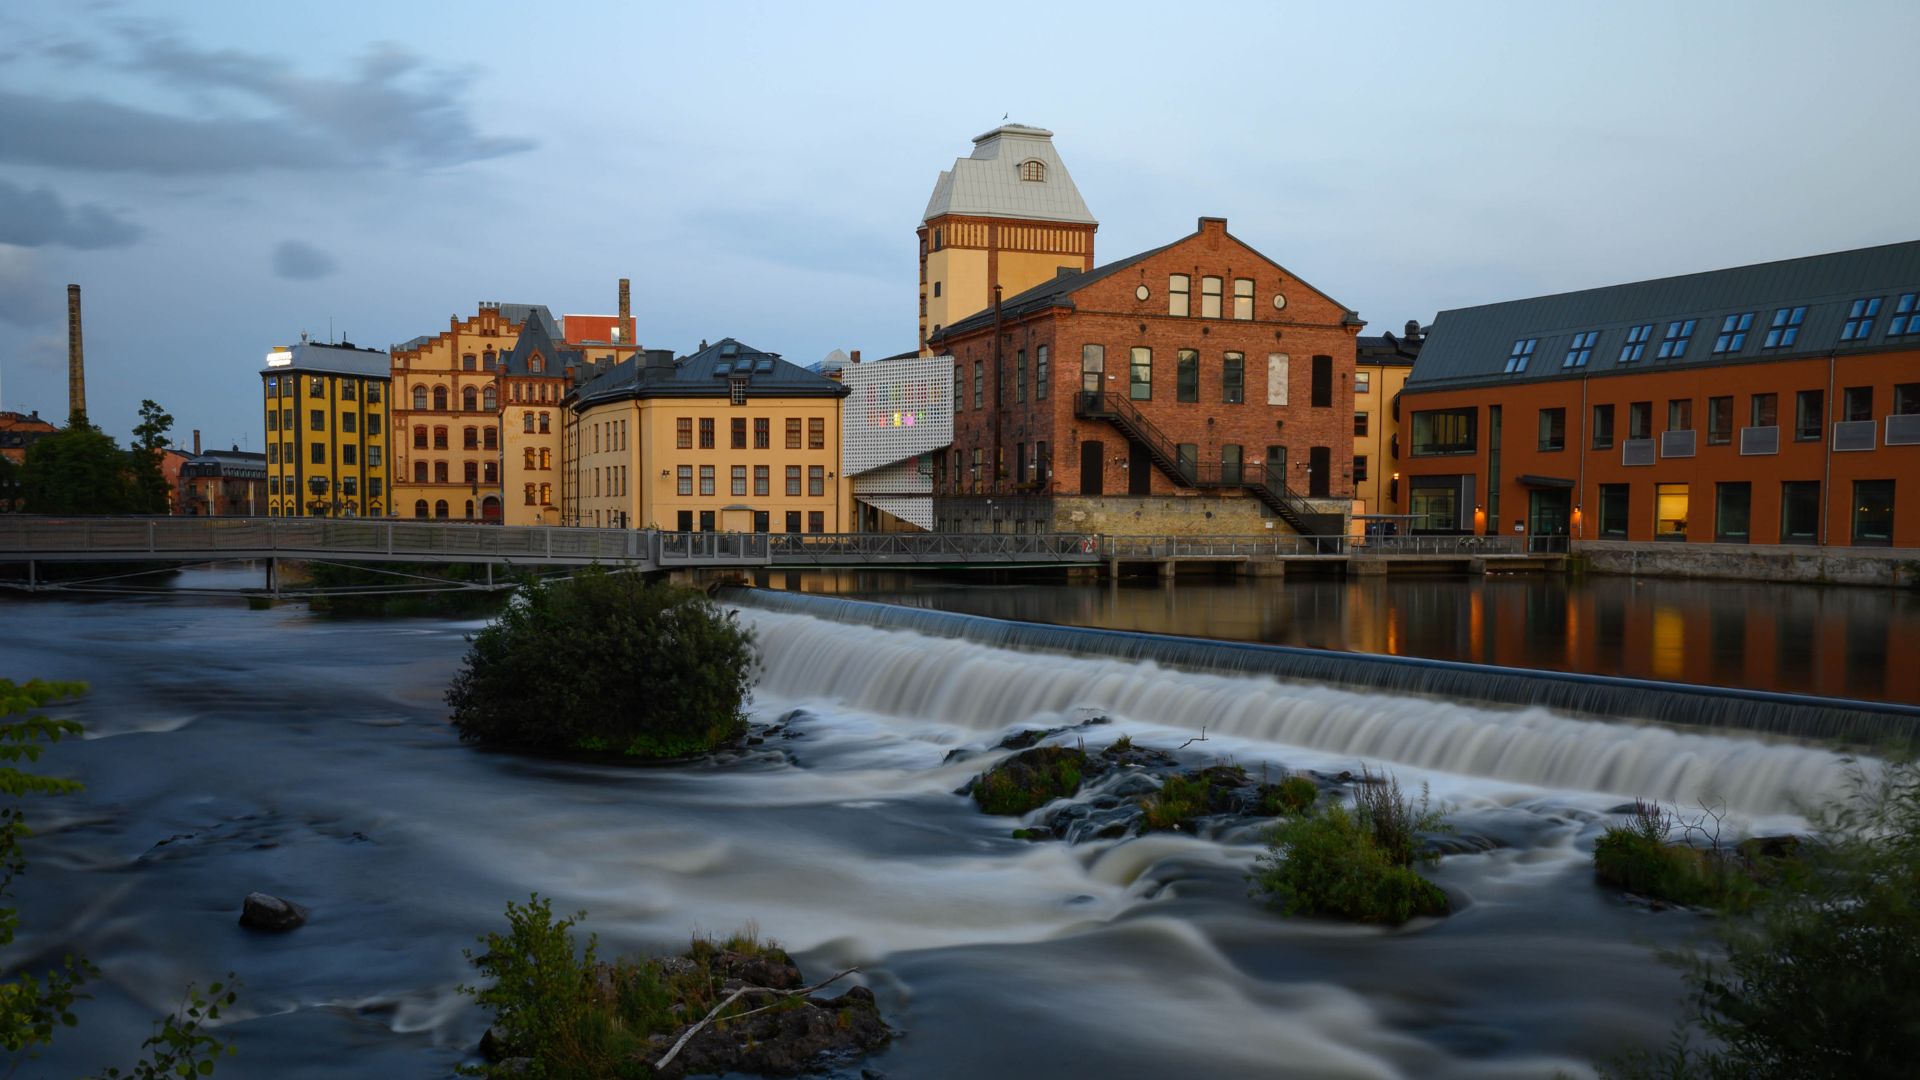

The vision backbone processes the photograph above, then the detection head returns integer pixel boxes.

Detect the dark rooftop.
[572,338,849,409]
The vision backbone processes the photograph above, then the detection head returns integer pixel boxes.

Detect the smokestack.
[617,277,632,343]
[850,350,861,364]
[193,429,202,455]
[66,284,86,423]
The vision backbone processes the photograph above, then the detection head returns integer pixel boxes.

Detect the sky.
[2,0,1917,449]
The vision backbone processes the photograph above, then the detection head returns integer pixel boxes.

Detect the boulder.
[239,892,308,932]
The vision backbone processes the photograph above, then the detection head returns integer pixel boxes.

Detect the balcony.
[1832,420,1876,452]
[1621,438,1655,467]
[1738,425,1780,456]
[1659,430,1696,458]
[1886,413,1920,447]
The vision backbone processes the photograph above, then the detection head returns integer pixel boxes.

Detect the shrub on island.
[1592,799,1761,911]
[1251,767,1449,925]
[446,569,755,759]
[971,746,1088,816]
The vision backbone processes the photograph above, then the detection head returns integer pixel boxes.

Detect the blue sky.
[2,0,1916,448]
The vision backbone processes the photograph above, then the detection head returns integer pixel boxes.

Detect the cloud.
[272,240,337,281]
[0,178,143,249]
[0,244,62,326]
[0,31,534,176]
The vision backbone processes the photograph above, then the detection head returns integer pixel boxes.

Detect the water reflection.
[758,570,1920,705]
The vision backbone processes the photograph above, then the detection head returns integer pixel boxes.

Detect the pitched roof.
[1406,240,1920,392]
[572,338,849,409]
[495,303,562,341]
[928,242,1177,342]
[922,124,1097,226]
[499,314,584,377]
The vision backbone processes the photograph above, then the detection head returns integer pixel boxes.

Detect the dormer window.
[530,352,545,374]
[1019,159,1046,182]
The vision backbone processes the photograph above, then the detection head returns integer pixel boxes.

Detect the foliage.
[92,979,240,1080]
[1603,761,1920,1080]
[129,401,173,454]
[1105,735,1133,754]
[302,561,510,618]
[1252,801,1450,925]
[447,569,756,760]
[1261,775,1319,816]
[125,400,176,514]
[1139,767,1245,832]
[460,894,604,1076]
[972,746,1086,816]
[1592,799,1759,912]
[1350,765,1449,868]
[21,423,144,515]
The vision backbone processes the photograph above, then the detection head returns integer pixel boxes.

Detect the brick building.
[928,216,1361,536]
[1398,240,1920,548]
[179,445,267,516]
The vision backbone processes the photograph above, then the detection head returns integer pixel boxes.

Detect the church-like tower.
[918,125,1097,355]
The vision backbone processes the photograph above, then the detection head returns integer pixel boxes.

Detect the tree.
[126,400,175,514]
[21,422,139,515]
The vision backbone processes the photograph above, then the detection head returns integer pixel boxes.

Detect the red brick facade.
[930,218,1359,531]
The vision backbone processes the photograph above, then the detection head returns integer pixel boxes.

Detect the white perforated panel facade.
[841,355,955,477]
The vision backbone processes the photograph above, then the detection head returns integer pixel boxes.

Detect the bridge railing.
[657,531,771,564]
[0,516,650,562]
[766,531,1098,562]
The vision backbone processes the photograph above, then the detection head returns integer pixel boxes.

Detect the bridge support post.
[27,560,35,591]
[267,557,278,598]
[1236,558,1286,578]
[1157,558,1177,580]
[486,563,494,589]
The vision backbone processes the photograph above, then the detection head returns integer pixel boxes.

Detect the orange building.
[1399,241,1920,548]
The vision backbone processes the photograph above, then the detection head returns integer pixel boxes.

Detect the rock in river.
[239,891,309,931]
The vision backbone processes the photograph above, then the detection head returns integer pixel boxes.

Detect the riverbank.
[1571,539,1920,588]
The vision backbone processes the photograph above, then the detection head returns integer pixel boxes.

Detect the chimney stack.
[66,284,86,423]
[618,277,632,343]
[193,429,202,455]
[850,350,861,364]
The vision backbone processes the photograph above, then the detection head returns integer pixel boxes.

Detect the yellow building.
[1352,323,1424,522]
[918,124,1097,354]
[570,339,851,531]
[261,340,391,517]
[498,317,576,526]
[390,303,540,521]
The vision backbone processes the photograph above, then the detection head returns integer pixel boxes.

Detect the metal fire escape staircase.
[1074,391,1343,537]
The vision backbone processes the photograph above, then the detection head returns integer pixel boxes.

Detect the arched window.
[414,499,429,519]
[483,386,496,410]
[524,448,537,469]
[523,413,534,433]
[538,412,550,434]
[462,386,477,411]
[482,350,496,370]
[530,353,545,374]
[1019,159,1045,182]
[414,461,428,483]
[434,499,449,519]
[433,385,448,411]
[412,386,427,410]
[539,448,551,470]
[524,483,536,505]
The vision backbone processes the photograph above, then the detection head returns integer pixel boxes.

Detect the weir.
[725,588,1920,751]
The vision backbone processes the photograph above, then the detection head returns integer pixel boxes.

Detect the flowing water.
[0,569,1878,1078]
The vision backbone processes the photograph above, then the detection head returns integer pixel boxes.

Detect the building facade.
[179,447,267,516]
[497,318,579,526]
[1352,322,1423,524]
[928,217,1361,536]
[919,125,1098,353]
[390,303,535,521]
[840,353,955,531]
[569,339,851,532]
[1398,241,1920,548]
[261,340,392,517]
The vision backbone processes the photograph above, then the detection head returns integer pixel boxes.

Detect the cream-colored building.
[571,339,851,532]
[918,125,1097,353]
[390,303,533,520]
[1352,323,1424,522]
[497,319,577,525]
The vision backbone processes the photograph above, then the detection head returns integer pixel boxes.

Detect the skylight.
[1503,338,1538,374]
[1764,306,1806,348]
[1562,331,1597,368]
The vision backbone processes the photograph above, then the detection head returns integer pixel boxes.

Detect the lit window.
[1232,278,1254,320]
[1168,275,1190,317]
[1840,297,1882,341]
[1503,338,1538,373]
[1562,331,1597,368]
[1129,347,1152,400]
[1354,371,1371,393]
[1619,324,1653,363]
[1019,159,1045,182]
[1887,293,1918,337]
[1656,319,1697,359]
[1712,313,1754,354]
[1764,306,1807,348]
[1200,277,1222,319]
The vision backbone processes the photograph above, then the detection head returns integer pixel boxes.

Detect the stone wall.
[1574,540,1920,589]
[934,493,1348,536]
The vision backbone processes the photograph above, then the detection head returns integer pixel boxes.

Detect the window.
[786,465,802,496]
[1619,324,1653,363]
[932,281,941,297]
[1657,320,1696,359]
[434,461,448,483]
[699,465,715,496]
[1538,407,1566,451]
[1668,398,1694,432]
[1354,371,1371,394]
[729,377,748,406]
[1019,159,1045,182]
[1174,349,1199,402]
[1713,313,1754,354]
[461,425,476,449]
[808,417,825,450]
[677,465,693,496]
[539,483,552,506]
[370,415,384,438]
[808,465,825,496]
[539,448,552,470]
[1410,408,1477,455]
[1223,353,1245,404]
[341,381,357,401]
[1353,455,1369,482]
[731,417,747,449]
[1562,331,1598,368]
[1233,278,1254,320]
[1713,482,1752,542]
[1354,411,1370,437]
[434,500,449,520]
[808,511,825,534]
[369,446,382,468]
[310,409,325,431]
[1839,297,1882,341]
[953,364,963,410]
[731,465,747,496]
[411,386,428,410]
[461,354,476,372]
[974,361,984,408]
[1843,386,1873,422]
[1080,345,1103,394]
[414,461,427,482]
[1890,293,1919,337]
[1599,484,1630,538]
[1035,345,1049,399]
[1751,393,1778,427]
[538,413,549,434]
[310,378,326,397]
[786,418,802,449]
[1129,347,1152,400]
[266,410,277,432]
[1655,483,1689,541]
[433,386,449,410]
[1168,275,1190,317]
[522,413,535,434]
[1015,350,1027,404]
[1764,306,1806,349]
[524,447,537,470]
[1310,354,1332,407]
[310,443,325,465]
[1504,338,1538,373]
[783,510,800,532]
[479,460,491,482]
[968,449,982,493]
[754,465,769,496]
[461,386,476,411]
[1795,390,1824,441]
[1200,276,1222,318]
[1852,480,1894,545]
[1707,396,1733,444]
[1781,481,1820,543]
[1592,404,1616,449]
[462,461,477,484]
[267,443,278,464]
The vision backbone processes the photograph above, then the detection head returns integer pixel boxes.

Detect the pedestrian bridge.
[0,516,1561,592]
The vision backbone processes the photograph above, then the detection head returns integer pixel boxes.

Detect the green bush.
[1351,766,1447,868]
[1252,802,1449,925]
[1261,776,1319,816]
[447,569,755,759]
[1592,800,1757,912]
[972,747,1086,816]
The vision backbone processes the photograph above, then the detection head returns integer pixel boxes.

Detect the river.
[0,568,1879,1078]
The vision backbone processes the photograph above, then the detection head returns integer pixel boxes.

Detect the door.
[676,510,693,532]
[754,510,770,533]
[1265,445,1287,490]
[1528,489,1571,552]
[1128,440,1152,495]
[786,510,802,533]
[1080,439,1105,496]
[698,510,715,532]
[1308,446,1331,497]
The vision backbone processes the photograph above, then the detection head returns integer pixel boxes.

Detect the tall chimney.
[850,350,861,364]
[193,429,202,455]
[66,284,86,423]
[617,277,632,343]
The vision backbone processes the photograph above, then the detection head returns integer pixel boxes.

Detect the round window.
[1272,293,1288,311]
[1135,284,1151,301]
